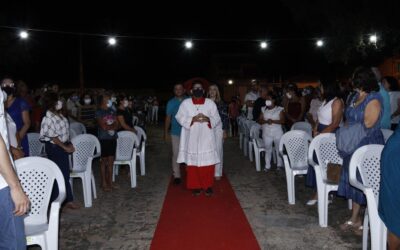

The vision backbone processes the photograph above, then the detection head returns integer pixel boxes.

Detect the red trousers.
[186,165,215,190]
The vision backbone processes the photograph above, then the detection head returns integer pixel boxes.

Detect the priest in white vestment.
[176,81,221,196]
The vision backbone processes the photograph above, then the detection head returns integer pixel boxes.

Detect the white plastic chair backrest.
[279,130,312,168]
[132,116,139,126]
[27,133,44,156]
[237,118,245,134]
[308,133,343,180]
[116,131,138,161]
[134,126,147,145]
[70,122,86,135]
[71,134,97,172]
[381,129,393,143]
[15,157,66,226]
[244,120,256,137]
[291,121,312,136]
[349,144,384,199]
[249,123,261,140]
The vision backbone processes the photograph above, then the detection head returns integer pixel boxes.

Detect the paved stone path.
[29,125,362,249]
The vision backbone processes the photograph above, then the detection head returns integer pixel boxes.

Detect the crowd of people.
[163,67,400,249]
[1,66,400,248]
[0,78,162,248]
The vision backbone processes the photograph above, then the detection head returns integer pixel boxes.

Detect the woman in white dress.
[258,93,285,171]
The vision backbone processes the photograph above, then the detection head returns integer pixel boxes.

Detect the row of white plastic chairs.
[18,124,147,249]
[280,131,388,250]
[237,115,392,250]
[26,123,147,207]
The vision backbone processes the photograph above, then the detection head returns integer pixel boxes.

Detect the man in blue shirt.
[164,83,185,184]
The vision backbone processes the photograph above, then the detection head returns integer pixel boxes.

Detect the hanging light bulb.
[108,37,117,46]
[19,30,29,39]
[228,80,234,85]
[260,41,268,49]
[316,40,324,47]
[184,40,193,49]
[369,34,378,44]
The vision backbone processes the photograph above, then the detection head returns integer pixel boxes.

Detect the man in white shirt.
[244,80,260,120]
[176,81,221,196]
[0,90,30,249]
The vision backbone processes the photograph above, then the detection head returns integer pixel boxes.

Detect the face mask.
[123,100,129,108]
[286,93,292,99]
[111,97,117,103]
[84,98,91,105]
[192,89,204,98]
[107,100,113,108]
[1,86,15,96]
[55,100,63,111]
[265,100,272,107]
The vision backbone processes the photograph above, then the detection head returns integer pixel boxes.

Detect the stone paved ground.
[29,125,362,250]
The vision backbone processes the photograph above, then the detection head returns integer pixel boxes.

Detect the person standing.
[152,97,159,124]
[244,80,260,120]
[228,97,240,136]
[165,84,185,185]
[252,86,269,121]
[96,94,119,192]
[379,125,400,250]
[207,84,229,180]
[0,90,30,250]
[176,81,221,196]
[2,78,31,157]
[258,93,285,171]
[40,92,80,209]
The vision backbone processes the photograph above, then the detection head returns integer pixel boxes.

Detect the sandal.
[340,220,362,231]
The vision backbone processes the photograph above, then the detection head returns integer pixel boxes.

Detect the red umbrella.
[182,77,211,92]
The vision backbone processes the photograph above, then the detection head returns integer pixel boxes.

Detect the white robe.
[176,98,221,167]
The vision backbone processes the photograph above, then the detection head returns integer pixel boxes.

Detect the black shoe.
[173,178,181,185]
[205,188,213,197]
[192,189,201,196]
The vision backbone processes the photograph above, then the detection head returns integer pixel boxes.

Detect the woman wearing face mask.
[337,67,384,235]
[96,94,119,192]
[116,95,136,133]
[284,83,305,130]
[1,78,31,157]
[207,84,229,180]
[258,93,285,171]
[40,92,80,209]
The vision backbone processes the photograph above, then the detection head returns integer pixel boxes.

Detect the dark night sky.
[0,1,398,89]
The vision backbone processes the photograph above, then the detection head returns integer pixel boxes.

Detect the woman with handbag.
[337,67,384,235]
[306,78,344,205]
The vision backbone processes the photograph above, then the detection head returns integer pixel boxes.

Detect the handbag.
[335,122,367,157]
[326,163,342,184]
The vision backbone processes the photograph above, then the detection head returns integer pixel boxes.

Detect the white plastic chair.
[113,131,138,188]
[291,121,312,136]
[27,132,45,157]
[15,157,66,250]
[308,133,343,227]
[248,123,260,162]
[381,128,393,143]
[279,130,312,204]
[132,115,139,126]
[69,134,98,207]
[349,145,386,250]
[69,122,86,140]
[244,120,256,157]
[250,124,265,171]
[237,116,245,150]
[135,126,147,176]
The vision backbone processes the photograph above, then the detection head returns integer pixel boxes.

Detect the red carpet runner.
[150,176,261,250]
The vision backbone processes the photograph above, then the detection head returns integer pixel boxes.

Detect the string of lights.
[0,25,379,50]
